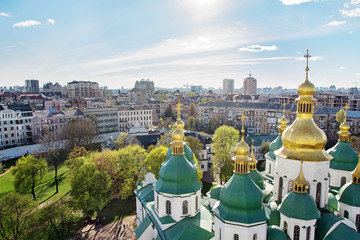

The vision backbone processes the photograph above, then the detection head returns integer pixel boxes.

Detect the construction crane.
[183,83,191,89]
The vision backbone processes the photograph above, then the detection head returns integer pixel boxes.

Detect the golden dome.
[172,128,184,141]
[293,162,309,194]
[340,121,350,132]
[352,156,360,184]
[249,141,258,171]
[176,118,185,130]
[297,78,315,96]
[235,136,250,157]
[279,105,288,134]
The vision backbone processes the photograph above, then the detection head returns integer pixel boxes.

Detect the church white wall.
[137,224,154,240]
[214,216,267,240]
[339,202,360,230]
[274,157,329,208]
[265,155,275,179]
[155,190,201,222]
[136,197,145,227]
[329,168,352,188]
[280,214,317,240]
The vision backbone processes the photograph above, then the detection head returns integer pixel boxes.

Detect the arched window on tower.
[316,182,322,207]
[182,200,188,215]
[356,214,360,232]
[278,177,283,201]
[234,234,239,240]
[284,221,288,234]
[341,177,347,187]
[344,210,349,218]
[294,225,300,240]
[166,200,171,215]
[306,226,311,240]
[253,233,257,240]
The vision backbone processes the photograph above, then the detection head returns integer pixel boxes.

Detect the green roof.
[264,202,280,226]
[338,182,360,207]
[213,173,267,224]
[267,225,289,240]
[324,223,360,240]
[135,215,151,238]
[278,191,320,220]
[209,185,222,199]
[249,170,265,190]
[166,145,195,165]
[327,192,338,212]
[163,206,214,240]
[315,212,343,240]
[135,184,154,203]
[327,141,358,171]
[267,135,282,160]
[155,155,202,195]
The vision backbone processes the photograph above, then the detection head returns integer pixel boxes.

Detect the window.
[306,226,311,240]
[344,210,349,218]
[182,200,188,215]
[278,177,283,201]
[294,225,300,240]
[234,234,239,240]
[157,195,159,209]
[356,214,360,232]
[284,221,288,234]
[316,182,322,207]
[340,177,346,187]
[166,200,171,214]
[253,234,257,240]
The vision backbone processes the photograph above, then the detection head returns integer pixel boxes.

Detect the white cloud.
[280,0,313,5]
[349,31,353,34]
[13,20,41,27]
[351,0,360,5]
[238,44,278,52]
[327,20,346,26]
[46,18,56,25]
[338,66,345,70]
[341,7,360,17]
[296,56,323,61]
[0,12,10,17]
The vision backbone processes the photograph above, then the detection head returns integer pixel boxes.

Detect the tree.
[164,105,174,119]
[116,145,147,199]
[185,136,204,153]
[187,116,196,131]
[188,104,196,117]
[158,131,173,148]
[206,119,219,134]
[40,126,63,194]
[212,126,239,184]
[12,155,48,200]
[261,141,271,155]
[336,109,345,125]
[350,136,360,153]
[91,149,118,177]
[69,157,112,213]
[143,146,168,179]
[193,154,203,183]
[61,118,99,151]
[0,193,36,240]
[114,132,128,150]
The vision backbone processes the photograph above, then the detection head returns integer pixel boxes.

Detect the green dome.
[267,226,289,240]
[327,192,338,211]
[278,191,320,220]
[155,155,201,195]
[249,169,265,190]
[166,145,195,165]
[213,174,267,224]
[327,142,358,171]
[267,135,282,160]
[338,182,360,207]
[209,185,223,200]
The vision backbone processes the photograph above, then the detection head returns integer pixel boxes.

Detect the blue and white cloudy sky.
[1,0,359,89]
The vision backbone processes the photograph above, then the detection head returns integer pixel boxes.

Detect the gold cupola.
[339,104,350,142]
[352,156,360,184]
[293,161,309,194]
[233,114,251,174]
[249,139,258,171]
[171,101,185,155]
[279,103,288,134]
[277,50,332,162]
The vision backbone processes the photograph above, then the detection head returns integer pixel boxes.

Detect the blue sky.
[0,0,359,89]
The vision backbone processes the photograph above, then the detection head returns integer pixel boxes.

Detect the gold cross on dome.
[283,103,286,114]
[241,114,247,130]
[175,101,183,119]
[304,49,311,71]
[344,104,349,118]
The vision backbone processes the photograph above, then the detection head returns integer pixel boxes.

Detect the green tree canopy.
[69,157,112,213]
[350,136,360,153]
[212,125,239,184]
[91,149,118,178]
[336,109,345,125]
[12,155,48,200]
[143,145,168,179]
[115,132,128,150]
[261,141,271,155]
[187,116,196,130]
[116,145,147,199]
[164,105,174,118]
[185,136,204,153]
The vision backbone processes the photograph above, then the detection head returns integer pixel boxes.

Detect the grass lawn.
[0,164,71,205]
[97,198,136,225]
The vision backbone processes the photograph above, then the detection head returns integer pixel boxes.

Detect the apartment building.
[83,107,118,133]
[67,81,100,98]
[118,105,152,131]
[0,104,34,148]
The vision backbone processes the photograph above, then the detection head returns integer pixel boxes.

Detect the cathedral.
[135,53,360,240]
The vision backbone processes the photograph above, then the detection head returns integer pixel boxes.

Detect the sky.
[0,0,359,90]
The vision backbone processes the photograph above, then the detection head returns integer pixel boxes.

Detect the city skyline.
[1,0,359,89]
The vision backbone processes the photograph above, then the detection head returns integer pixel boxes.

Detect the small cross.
[344,104,349,118]
[241,114,247,131]
[283,103,286,113]
[304,49,311,71]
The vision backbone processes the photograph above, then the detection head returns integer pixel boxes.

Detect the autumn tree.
[67,146,89,165]
[212,125,239,184]
[91,149,118,177]
[116,145,147,199]
[12,155,48,200]
[143,146,168,179]
[187,116,197,131]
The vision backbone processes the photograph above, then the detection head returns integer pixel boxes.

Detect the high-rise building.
[25,79,40,93]
[67,81,100,98]
[243,74,257,95]
[222,78,234,95]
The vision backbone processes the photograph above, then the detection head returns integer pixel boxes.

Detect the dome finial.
[339,104,350,142]
[279,103,288,134]
[304,49,311,80]
[240,113,246,140]
[352,156,360,184]
[234,113,251,174]
[249,139,258,171]
[293,159,309,194]
[175,101,185,130]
